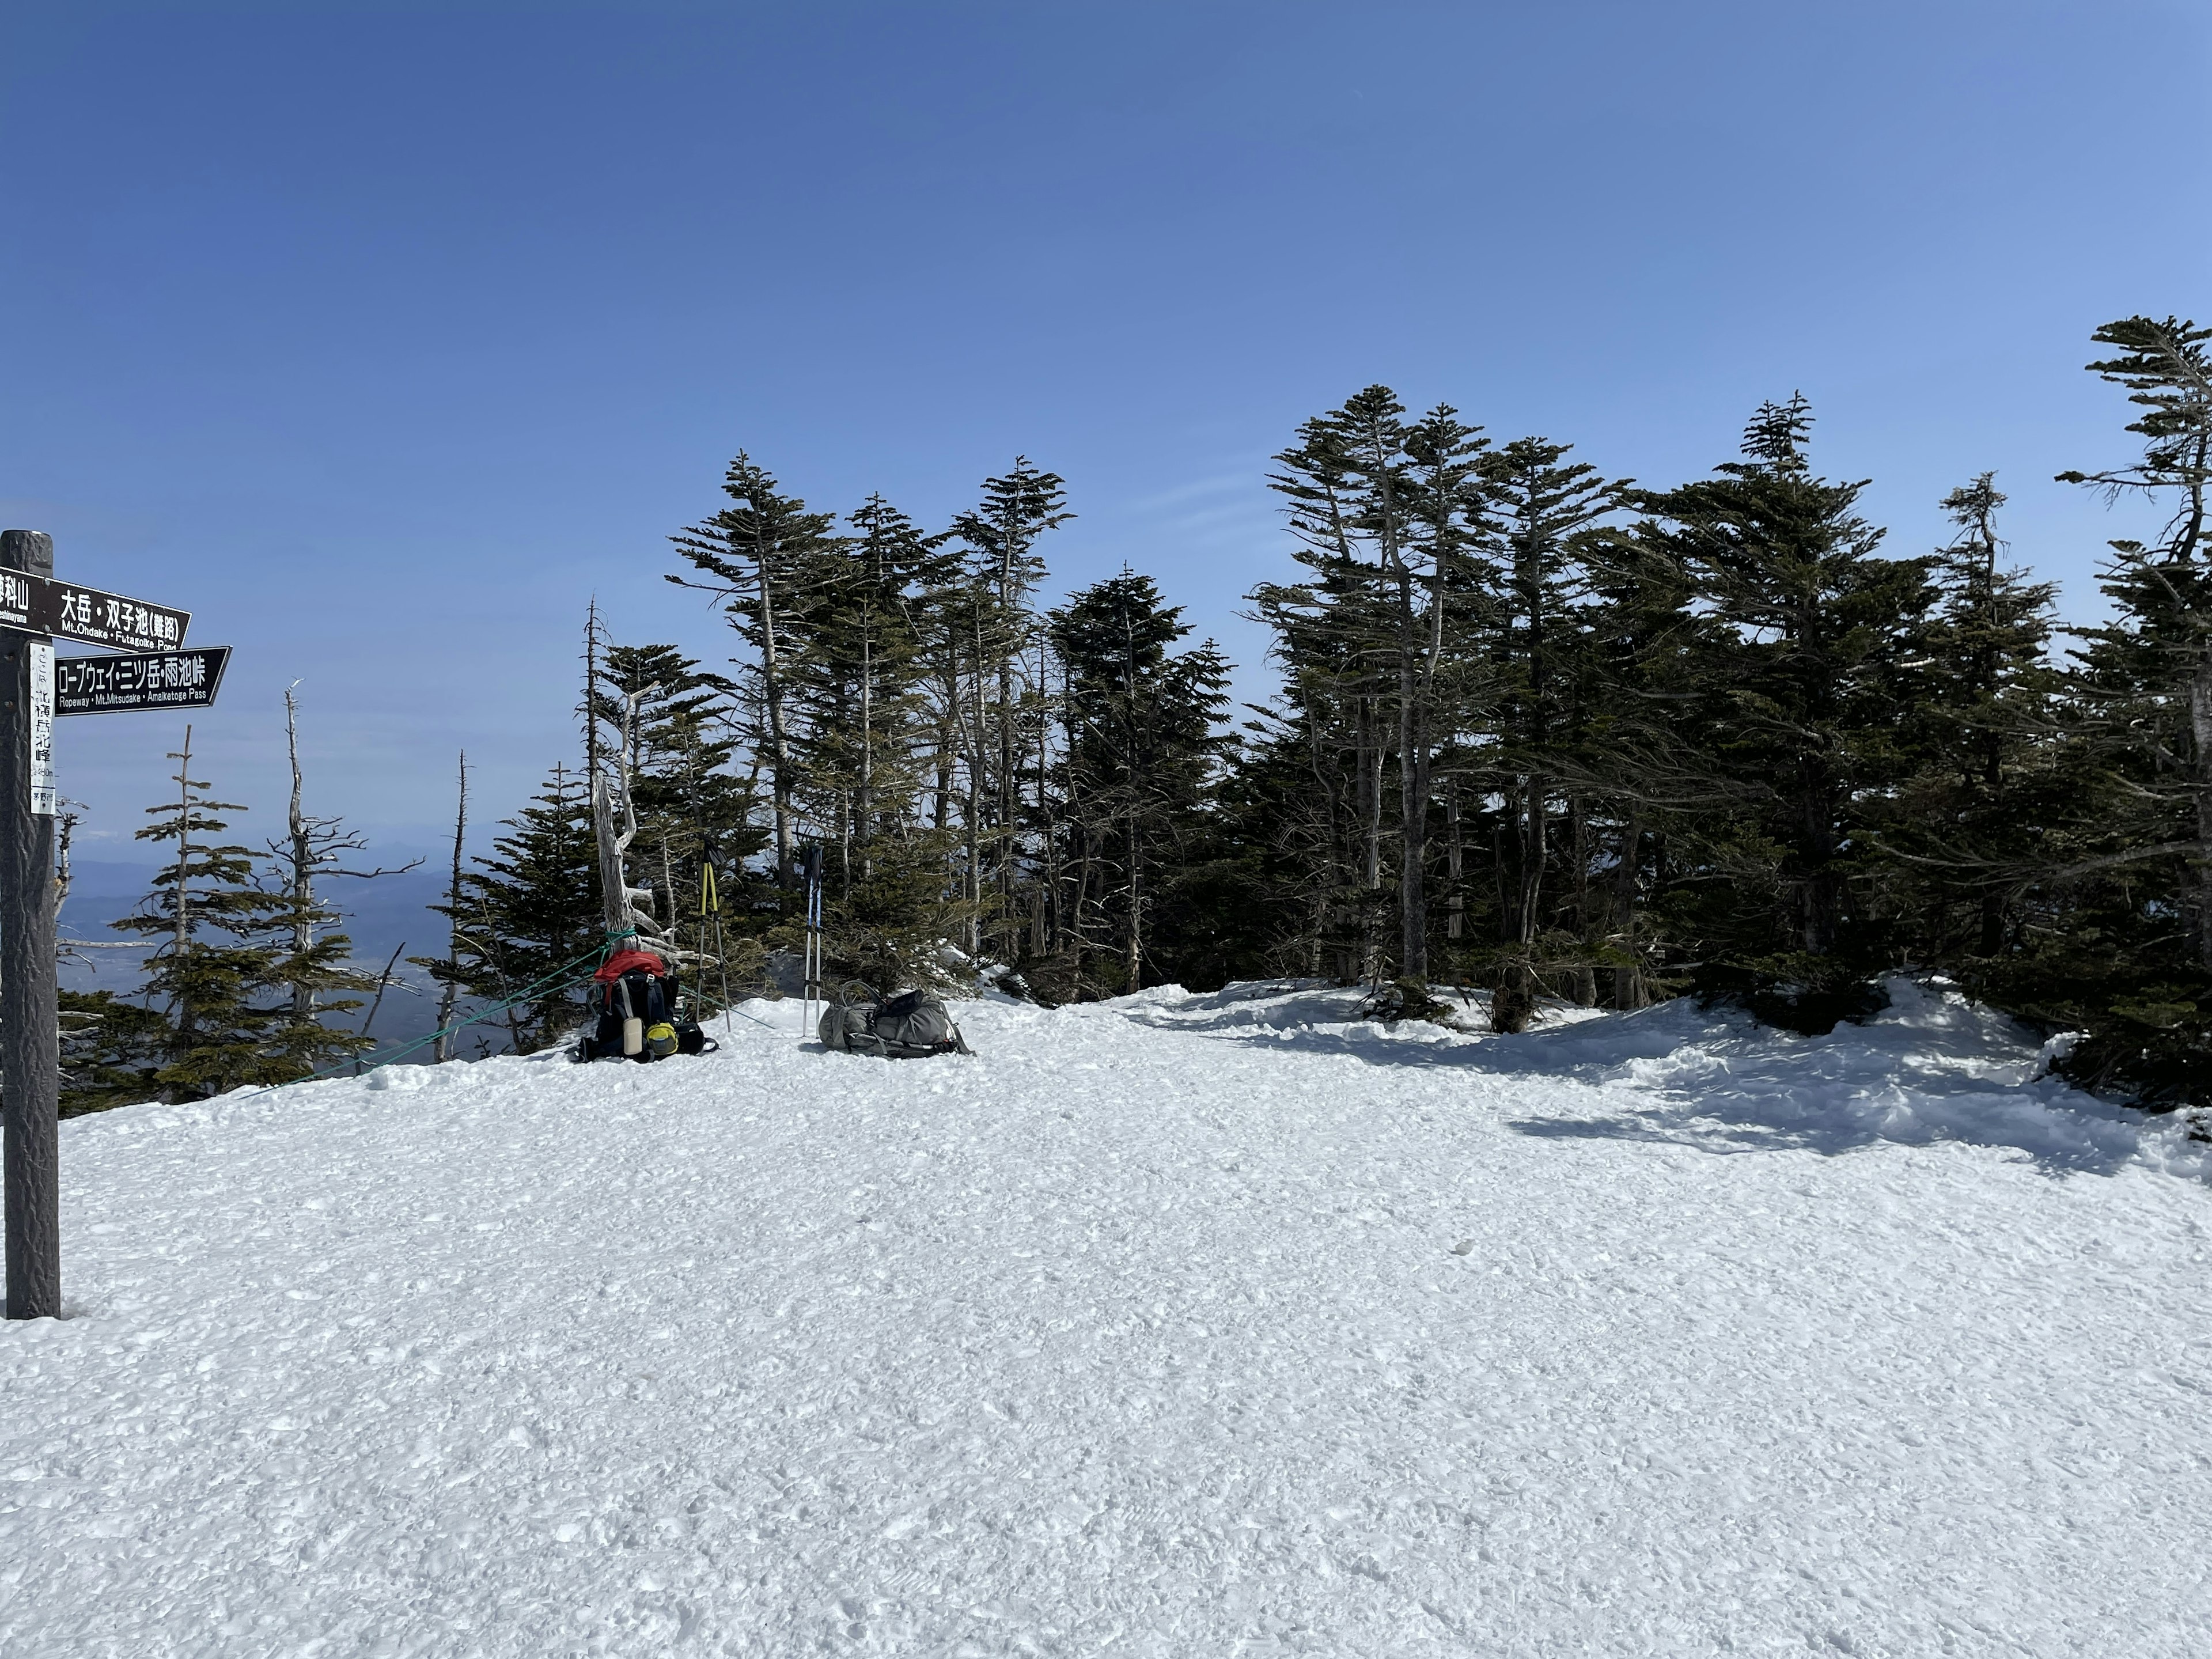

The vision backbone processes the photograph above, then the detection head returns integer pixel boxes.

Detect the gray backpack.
[818,989,971,1059]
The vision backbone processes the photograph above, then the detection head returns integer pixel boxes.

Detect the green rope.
[243,925,794,1096]
[251,930,632,1095]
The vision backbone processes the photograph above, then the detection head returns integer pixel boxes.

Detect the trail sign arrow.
[0,570,188,654]
[55,647,230,715]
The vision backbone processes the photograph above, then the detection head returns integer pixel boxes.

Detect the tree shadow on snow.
[1119,981,2176,1180]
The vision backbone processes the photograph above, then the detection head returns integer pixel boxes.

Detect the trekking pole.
[800,844,824,1045]
[700,857,729,1035]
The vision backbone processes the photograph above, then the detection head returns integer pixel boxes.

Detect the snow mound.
[5,980,2209,1656]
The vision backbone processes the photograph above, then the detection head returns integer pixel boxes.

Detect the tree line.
[55,313,2212,1112]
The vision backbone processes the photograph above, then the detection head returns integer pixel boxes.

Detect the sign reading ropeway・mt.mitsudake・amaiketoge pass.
[54,647,231,715]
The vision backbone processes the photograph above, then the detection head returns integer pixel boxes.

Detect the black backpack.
[578,967,712,1063]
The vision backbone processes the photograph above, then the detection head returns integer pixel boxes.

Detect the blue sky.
[3,0,2206,862]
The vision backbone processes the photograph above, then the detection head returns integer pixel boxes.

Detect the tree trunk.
[1798,759,1840,957]
[1445,785,1464,943]
[756,555,793,889]
[859,624,873,880]
[1609,812,1647,1010]
[1516,779,1546,949]
[1124,814,1141,990]
[1399,681,1428,981]
[283,688,316,1021]
[1568,793,1595,1005]
[2194,650,2212,971]
[433,752,467,1063]
[171,725,194,1074]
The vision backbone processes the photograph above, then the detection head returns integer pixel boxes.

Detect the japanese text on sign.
[54,647,230,715]
[0,572,190,654]
[28,642,54,816]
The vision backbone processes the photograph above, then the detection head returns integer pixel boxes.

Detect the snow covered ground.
[4,980,2209,1657]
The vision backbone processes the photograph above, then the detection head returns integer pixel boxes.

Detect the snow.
[5,979,2209,1656]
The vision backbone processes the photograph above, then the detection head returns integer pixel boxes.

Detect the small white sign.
[29,640,55,816]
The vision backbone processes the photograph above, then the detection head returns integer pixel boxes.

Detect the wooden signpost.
[2,530,217,1321]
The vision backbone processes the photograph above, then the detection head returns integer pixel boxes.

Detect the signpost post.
[2,531,62,1320]
[2,530,211,1320]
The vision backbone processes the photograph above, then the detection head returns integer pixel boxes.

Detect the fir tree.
[794,498,971,993]
[440,764,603,1052]
[1877,475,2062,968]
[1634,395,1934,1020]
[111,728,300,1099]
[56,990,169,1116]
[670,453,843,889]
[1262,388,1490,985]
[2033,316,2212,1100]
[1474,436,1624,1025]
[949,459,1073,958]
[1048,571,1230,994]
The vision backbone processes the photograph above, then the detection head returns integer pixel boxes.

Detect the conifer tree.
[1263,388,1490,985]
[56,988,168,1116]
[413,751,468,1063]
[1474,437,1624,1024]
[593,642,753,933]
[793,497,971,992]
[1634,396,1934,1018]
[2032,316,2212,1099]
[949,459,1072,956]
[111,728,304,1099]
[1048,571,1230,994]
[1878,475,2062,967]
[670,453,842,889]
[439,764,601,1051]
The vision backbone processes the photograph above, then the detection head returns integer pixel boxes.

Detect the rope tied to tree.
[244,926,644,1095]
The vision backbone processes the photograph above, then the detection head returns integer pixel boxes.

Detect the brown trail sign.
[2,531,203,1320]
[0,569,188,654]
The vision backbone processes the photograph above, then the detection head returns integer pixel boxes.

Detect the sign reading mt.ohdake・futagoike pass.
[0,569,189,654]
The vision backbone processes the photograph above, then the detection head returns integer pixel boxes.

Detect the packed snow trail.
[3,982,2208,1657]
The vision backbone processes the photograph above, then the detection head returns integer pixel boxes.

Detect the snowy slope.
[3,981,2209,1657]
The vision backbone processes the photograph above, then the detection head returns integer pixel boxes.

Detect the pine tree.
[110,728,300,1099]
[1262,388,1490,986]
[440,764,602,1052]
[2029,316,2212,1100]
[589,639,771,1002]
[1047,571,1230,994]
[1473,437,1625,1026]
[1877,475,2063,969]
[1634,395,1934,1023]
[948,459,1072,960]
[790,497,971,993]
[670,453,843,890]
[56,988,169,1117]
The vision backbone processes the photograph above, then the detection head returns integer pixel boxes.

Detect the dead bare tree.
[266,683,422,1019]
[432,752,467,1062]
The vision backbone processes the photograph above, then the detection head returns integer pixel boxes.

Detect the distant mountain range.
[60,859,460,1058]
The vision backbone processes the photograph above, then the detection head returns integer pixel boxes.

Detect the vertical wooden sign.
[28,641,54,816]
